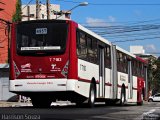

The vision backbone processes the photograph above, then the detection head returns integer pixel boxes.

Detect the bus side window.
[105,45,111,68]
[87,36,98,64]
[76,31,87,60]
[87,36,93,62]
[137,62,140,77]
[92,39,98,64]
[123,54,128,73]
[117,51,123,72]
[132,60,136,76]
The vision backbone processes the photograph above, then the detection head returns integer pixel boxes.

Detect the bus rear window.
[16,21,68,55]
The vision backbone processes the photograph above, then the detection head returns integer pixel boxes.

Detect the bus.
[9,19,147,108]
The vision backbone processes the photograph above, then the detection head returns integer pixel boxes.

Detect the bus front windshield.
[16,20,68,55]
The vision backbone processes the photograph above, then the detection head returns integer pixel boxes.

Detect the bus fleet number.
[80,64,86,71]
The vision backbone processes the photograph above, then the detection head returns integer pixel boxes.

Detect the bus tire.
[120,88,125,106]
[88,83,96,108]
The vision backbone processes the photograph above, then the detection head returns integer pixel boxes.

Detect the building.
[130,45,157,62]
[130,46,145,55]
[22,4,71,21]
[0,0,16,101]
[0,0,16,63]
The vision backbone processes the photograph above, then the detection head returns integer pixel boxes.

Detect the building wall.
[0,68,15,101]
[22,4,60,21]
[0,0,16,63]
[130,46,145,55]
[0,64,16,101]
[0,1,16,101]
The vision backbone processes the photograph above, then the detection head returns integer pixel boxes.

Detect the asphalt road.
[0,102,159,120]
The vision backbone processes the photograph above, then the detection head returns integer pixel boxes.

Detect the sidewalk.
[0,101,73,107]
[0,101,32,107]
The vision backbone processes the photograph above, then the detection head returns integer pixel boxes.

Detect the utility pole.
[27,5,30,21]
[46,0,50,19]
[36,0,40,19]
[0,19,11,63]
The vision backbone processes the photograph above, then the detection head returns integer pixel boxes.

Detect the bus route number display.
[36,28,47,35]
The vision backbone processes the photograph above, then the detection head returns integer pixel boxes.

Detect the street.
[0,102,159,120]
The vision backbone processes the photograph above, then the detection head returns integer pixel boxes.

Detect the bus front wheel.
[88,83,96,108]
[120,88,126,106]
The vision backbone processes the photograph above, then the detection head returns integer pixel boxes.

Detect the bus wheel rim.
[91,88,95,103]
[122,93,125,103]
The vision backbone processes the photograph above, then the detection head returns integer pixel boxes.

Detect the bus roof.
[136,56,147,64]
[116,45,136,58]
[78,23,136,58]
[78,24,112,46]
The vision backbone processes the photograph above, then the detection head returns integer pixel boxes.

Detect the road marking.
[135,109,159,120]
[92,116,124,120]
[143,109,156,115]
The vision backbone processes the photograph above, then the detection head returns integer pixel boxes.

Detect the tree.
[12,0,22,22]
[148,56,160,95]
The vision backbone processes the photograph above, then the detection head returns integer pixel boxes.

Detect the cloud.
[144,44,157,53]
[107,16,116,22]
[86,17,108,26]
[85,16,116,27]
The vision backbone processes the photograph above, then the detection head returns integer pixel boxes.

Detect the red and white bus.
[9,19,147,107]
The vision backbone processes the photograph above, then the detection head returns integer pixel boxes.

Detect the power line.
[81,18,160,26]
[90,3,160,6]
[86,24,160,34]
[147,52,160,54]
[112,36,160,43]
[103,32,160,39]
[22,0,34,10]
[55,0,160,6]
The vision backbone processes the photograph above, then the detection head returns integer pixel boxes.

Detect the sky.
[22,0,160,56]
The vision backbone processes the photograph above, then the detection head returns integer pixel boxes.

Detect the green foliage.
[148,57,160,94]
[12,0,22,22]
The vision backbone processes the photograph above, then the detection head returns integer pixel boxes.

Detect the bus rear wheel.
[88,83,96,108]
[120,88,126,106]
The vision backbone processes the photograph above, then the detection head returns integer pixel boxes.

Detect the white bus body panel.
[127,76,138,103]
[117,72,128,99]
[105,68,112,98]
[116,71,138,103]
[77,59,99,98]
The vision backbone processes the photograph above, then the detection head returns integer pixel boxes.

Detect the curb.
[0,102,32,107]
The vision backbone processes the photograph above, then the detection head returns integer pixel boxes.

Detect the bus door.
[128,60,133,99]
[111,45,118,99]
[99,46,105,97]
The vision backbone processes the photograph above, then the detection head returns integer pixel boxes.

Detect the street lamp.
[56,2,88,19]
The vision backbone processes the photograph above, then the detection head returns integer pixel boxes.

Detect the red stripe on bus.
[78,77,99,84]
[78,78,91,83]
[105,83,112,86]
[133,87,138,90]
[117,85,128,89]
